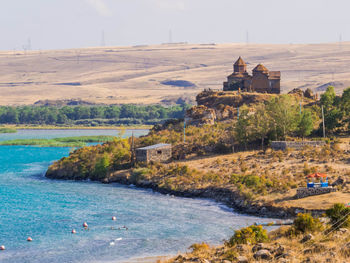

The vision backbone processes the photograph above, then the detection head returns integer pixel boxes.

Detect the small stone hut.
[136,143,172,163]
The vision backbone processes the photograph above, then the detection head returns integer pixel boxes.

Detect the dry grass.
[1,42,350,105]
[163,225,350,263]
[171,139,350,210]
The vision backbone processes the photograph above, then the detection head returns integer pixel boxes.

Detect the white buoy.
[83,222,88,228]
[0,245,5,250]
[27,237,32,242]
[112,216,117,221]
[71,229,76,234]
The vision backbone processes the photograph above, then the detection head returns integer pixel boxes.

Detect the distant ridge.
[0,42,349,105]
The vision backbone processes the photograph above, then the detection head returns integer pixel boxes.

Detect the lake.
[0,129,273,263]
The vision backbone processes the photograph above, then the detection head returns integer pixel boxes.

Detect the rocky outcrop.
[253,249,272,260]
[185,105,217,126]
[186,90,274,126]
[196,90,276,109]
[288,88,317,100]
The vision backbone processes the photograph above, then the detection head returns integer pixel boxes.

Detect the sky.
[0,0,349,50]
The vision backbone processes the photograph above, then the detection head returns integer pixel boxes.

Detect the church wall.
[251,72,270,93]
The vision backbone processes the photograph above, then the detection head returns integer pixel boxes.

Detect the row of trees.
[234,95,317,149]
[320,86,350,134]
[0,104,188,125]
[234,87,350,148]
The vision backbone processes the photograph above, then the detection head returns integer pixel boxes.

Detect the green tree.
[340,87,350,129]
[297,109,313,139]
[251,103,271,150]
[321,86,336,111]
[320,86,342,134]
[234,106,251,150]
[266,95,299,140]
[293,213,323,233]
[92,153,110,180]
[326,203,350,230]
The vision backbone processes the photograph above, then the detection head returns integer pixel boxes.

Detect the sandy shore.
[119,255,171,263]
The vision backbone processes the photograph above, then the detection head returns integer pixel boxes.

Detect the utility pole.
[246,30,249,45]
[321,105,326,138]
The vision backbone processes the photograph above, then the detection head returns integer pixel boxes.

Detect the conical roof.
[253,64,269,72]
[234,56,246,66]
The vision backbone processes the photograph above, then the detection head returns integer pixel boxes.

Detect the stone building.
[136,143,172,163]
[223,57,281,94]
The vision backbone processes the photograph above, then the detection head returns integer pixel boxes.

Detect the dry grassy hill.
[1,42,350,105]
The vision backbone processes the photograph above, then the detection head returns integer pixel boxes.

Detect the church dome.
[234,56,246,66]
[253,64,269,73]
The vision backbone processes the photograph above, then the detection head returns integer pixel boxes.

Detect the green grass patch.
[0,135,115,147]
[0,128,17,133]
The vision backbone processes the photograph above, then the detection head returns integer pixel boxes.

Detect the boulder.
[304,88,314,99]
[185,105,216,126]
[236,256,248,263]
[253,249,272,260]
[300,234,314,243]
[274,243,285,257]
[338,228,348,234]
[288,88,303,97]
[332,176,345,187]
[235,244,247,253]
[252,243,273,252]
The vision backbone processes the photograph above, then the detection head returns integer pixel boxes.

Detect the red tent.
[307,173,328,178]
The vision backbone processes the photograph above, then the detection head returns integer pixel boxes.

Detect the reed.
[0,135,115,147]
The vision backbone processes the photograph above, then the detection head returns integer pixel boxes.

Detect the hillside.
[1,42,350,105]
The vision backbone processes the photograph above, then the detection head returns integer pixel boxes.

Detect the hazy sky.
[0,0,349,50]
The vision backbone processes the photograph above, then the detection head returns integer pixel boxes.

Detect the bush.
[326,203,350,229]
[222,249,237,261]
[227,225,268,246]
[130,167,151,183]
[293,213,323,233]
[189,242,210,257]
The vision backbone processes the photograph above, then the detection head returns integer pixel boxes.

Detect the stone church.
[223,57,281,94]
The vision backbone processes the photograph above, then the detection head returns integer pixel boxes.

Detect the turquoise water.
[0,130,273,263]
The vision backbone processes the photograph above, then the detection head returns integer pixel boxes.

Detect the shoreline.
[118,255,172,263]
[1,125,152,130]
[100,172,326,220]
[46,168,327,220]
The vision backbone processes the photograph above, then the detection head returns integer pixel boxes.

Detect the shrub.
[189,242,210,256]
[303,162,311,176]
[326,203,350,229]
[227,225,268,246]
[293,213,323,234]
[222,249,237,261]
[130,167,151,183]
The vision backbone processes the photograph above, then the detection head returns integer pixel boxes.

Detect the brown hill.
[0,42,349,105]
